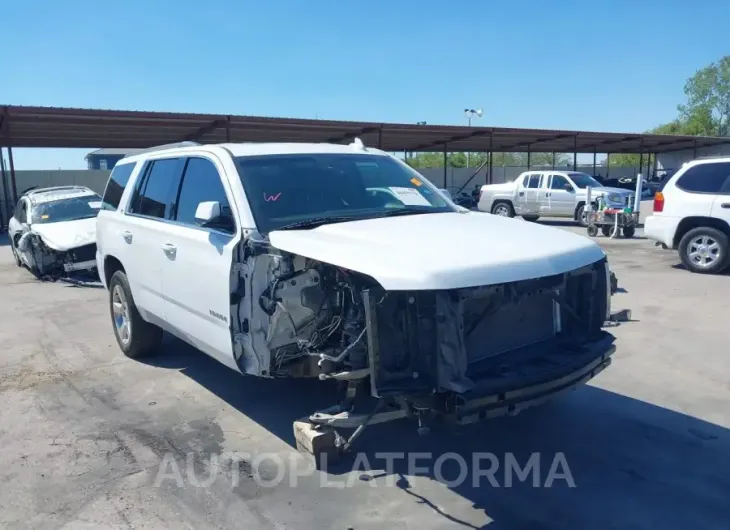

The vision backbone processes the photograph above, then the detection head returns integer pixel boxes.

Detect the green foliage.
[678,56,730,136]
[406,151,570,169]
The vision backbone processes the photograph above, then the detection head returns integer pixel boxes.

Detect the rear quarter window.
[675,162,730,194]
[102,162,137,211]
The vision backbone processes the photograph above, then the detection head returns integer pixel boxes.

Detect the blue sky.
[2,0,729,169]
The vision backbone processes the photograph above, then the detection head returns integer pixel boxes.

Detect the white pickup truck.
[95,140,616,456]
[478,170,636,226]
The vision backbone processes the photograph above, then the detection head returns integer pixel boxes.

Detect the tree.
[406,151,570,169]
[678,56,730,136]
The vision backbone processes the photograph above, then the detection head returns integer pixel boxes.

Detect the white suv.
[644,156,730,274]
[95,139,616,451]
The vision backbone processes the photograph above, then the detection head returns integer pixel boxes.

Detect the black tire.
[622,226,636,238]
[108,270,163,358]
[678,227,730,275]
[601,226,611,237]
[522,215,540,222]
[491,201,515,218]
[575,205,589,227]
[586,225,598,237]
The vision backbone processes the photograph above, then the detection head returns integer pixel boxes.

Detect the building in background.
[85,148,142,170]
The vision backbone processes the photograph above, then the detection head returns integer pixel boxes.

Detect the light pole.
[464,108,483,167]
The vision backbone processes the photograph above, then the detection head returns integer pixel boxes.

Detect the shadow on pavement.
[143,337,730,529]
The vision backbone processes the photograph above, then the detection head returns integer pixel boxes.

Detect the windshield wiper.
[365,208,434,219]
[275,216,360,231]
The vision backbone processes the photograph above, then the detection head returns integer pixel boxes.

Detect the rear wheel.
[678,227,730,274]
[622,226,636,238]
[491,202,515,218]
[601,226,611,237]
[522,215,539,222]
[109,270,163,358]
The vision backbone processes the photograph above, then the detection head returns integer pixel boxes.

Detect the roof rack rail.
[125,141,200,157]
[26,185,88,194]
[693,154,730,160]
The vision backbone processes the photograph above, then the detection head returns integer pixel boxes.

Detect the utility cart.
[584,177,644,239]
[586,205,639,238]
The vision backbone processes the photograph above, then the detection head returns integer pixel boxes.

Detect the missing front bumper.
[63,259,97,272]
[451,346,614,425]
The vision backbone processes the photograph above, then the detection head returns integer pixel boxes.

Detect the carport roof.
[2,104,729,154]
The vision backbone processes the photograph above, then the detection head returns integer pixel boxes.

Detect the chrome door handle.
[122,231,133,243]
[161,243,177,257]
[721,203,730,209]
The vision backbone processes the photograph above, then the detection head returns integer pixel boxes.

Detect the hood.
[269,212,606,290]
[30,217,97,251]
[587,186,635,196]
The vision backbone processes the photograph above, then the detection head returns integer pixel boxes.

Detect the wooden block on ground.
[293,419,340,470]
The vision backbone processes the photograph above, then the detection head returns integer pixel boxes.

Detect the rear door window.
[527,174,542,188]
[128,158,184,219]
[676,162,730,194]
[102,162,136,211]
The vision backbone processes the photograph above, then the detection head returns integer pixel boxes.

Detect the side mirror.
[194,201,234,231]
[564,183,574,192]
[194,201,221,224]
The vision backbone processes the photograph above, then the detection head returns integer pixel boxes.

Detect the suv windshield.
[568,172,602,189]
[235,153,455,232]
[31,195,102,224]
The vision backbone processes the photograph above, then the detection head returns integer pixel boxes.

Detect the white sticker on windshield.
[88,201,102,209]
[387,187,431,206]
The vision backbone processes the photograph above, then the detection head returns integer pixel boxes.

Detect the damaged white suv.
[8,185,102,278]
[96,140,616,453]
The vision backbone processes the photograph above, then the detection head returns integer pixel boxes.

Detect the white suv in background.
[644,156,730,274]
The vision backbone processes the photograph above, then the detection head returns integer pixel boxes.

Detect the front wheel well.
[103,255,125,288]
[492,199,514,208]
[574,201,585,219]
[673,217,730,249]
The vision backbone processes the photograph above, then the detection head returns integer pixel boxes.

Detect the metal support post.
[638,152,643,178]
[377,127,383,149]
[225,116,231,142]
[693,139,698,159]
[443,144,448,188]
[527,144,531,170]
[573,135,578,171]
[552,152,556,170]
[8,145,17,203]
[593,148,597,176]
[634,173,642,214]
[488,149,494,184]
[0,150,9,228]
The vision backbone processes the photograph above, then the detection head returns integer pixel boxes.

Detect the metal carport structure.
[2,104,730,221]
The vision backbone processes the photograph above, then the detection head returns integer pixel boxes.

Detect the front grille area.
[69,243,97,263]
[463,288,557,363]
[364,258,609,397]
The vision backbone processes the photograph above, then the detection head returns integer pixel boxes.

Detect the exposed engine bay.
[16,232,98,280]
[232,235,615,425]
[232,237,376,381]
